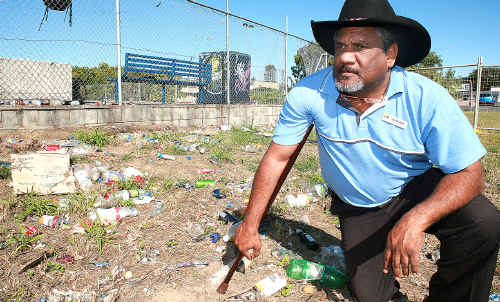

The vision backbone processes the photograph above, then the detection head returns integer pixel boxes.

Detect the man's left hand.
[383,214,425,277]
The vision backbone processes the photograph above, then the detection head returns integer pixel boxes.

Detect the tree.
[408,51,462,98]
[467,67,500,92]
[291,54,306,86]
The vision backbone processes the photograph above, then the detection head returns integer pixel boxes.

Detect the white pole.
[115,0,122,105]
[285,16,288,97]
[473,56,482,131]
[226,0,230,105]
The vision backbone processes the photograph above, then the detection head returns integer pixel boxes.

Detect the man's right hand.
[234,222,261,259]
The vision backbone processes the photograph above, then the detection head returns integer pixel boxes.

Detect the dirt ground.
[0,125,498,302]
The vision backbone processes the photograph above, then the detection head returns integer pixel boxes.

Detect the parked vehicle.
[479,91,496,105]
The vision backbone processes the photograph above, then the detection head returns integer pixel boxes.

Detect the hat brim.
[311,16,431,68]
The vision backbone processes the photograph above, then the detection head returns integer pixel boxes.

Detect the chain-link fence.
[409,62,500,131]
[0,0,316,106]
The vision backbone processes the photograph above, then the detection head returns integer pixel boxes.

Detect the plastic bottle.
[40,215,59,227]
[284,194,310,207]
[195,179,215,188]
[320,245,347,274]
[93,190,130,208]
[286,258,348,289]
[89,207,139,224]
[150,201,165,217]
[296,228,319,250]
[223,221,242,242]
[158,153,175,160]
[309,183,328,198]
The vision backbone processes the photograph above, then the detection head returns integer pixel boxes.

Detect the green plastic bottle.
[286,258,348,289]
[195,179,215,188]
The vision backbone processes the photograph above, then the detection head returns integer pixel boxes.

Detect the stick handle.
[217,124,314,294]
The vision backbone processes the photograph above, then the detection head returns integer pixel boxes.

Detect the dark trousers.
[330,168,500,302]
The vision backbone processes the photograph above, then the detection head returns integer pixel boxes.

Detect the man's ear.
[386,43,398,69]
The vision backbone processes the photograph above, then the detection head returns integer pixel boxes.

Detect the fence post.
[284,16,288,98]
[115,0,122,106]
[225,0,230,105]
[473,56,482,131]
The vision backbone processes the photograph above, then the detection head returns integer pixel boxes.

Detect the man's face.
[333,26,394,95]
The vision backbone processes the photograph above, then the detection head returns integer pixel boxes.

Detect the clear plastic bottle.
[286,258,348,289]
[309,183,328,198]
[40,215,59,227]
[89,207,138,224]
[157,153,175,160]
[320,245,347,274]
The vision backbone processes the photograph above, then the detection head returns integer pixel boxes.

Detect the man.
[234,0,500,301]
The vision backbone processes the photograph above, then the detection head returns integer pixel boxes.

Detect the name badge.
[382,113,407,129]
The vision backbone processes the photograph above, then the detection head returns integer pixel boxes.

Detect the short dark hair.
[375,27,396,52]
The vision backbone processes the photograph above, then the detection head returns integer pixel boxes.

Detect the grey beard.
[335,78,364,93]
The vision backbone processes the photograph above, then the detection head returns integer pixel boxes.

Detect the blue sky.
[208,0,499,66]
[0,0,498,82]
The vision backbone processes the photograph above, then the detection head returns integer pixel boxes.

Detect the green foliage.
[66,193,96,215]
[75,128,111,148]
[291,54,306,86]
[120,152,134,161]
[15,193,58,221]
[249,87,281,104]
[166,239,178,247]
[163,144,187,156]
[72,63,117,85]
[83,220,114,255]
[306,172,325,186]
[468,66,500,92]
[294,154,318,173]
[0,166,11,179]
[7,223,44,254]
[230,127,271,146]
[161,178,176,192]
[46,261,65,273]
[280,284,294,297]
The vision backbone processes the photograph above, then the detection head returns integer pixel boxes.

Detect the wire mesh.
[410,65,500,131]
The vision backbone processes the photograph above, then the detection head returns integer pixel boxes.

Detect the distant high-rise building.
[264,65,277,82]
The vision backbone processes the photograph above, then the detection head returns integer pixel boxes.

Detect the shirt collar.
[385,65,405,99]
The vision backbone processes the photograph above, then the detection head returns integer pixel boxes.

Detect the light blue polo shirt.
[273,66,486,207]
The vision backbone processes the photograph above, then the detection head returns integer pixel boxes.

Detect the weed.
[121,152,134,161]
[75,128,111,148]
[161,178,176,192]
[46,261,65,273]
[306,172,325,186]
[230,127,271,146]
[279,254,290,267]
[280,284,294,297]
[15,192,58,221]
[83,219,113,255]
[294,154,319,173]
[66,193,96,215]
[163,144,187,156]
[166,239,178,247]
[7,223,44,254]
[0,166,11,179]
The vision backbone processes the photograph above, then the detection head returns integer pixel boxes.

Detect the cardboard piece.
[11,151,77,195]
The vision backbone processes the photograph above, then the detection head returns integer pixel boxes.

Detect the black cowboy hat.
[311,0,431,67]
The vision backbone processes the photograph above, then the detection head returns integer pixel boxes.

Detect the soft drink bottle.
[195,179,215,188]
[286,258,348,289]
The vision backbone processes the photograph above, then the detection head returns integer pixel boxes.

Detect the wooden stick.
[217,124,314,294]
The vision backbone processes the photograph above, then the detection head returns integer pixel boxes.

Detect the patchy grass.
[7,223,44,254]
[74,128,112,148]
[14,193,58,221]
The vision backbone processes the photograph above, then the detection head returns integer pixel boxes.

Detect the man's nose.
[337,49,357,64]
